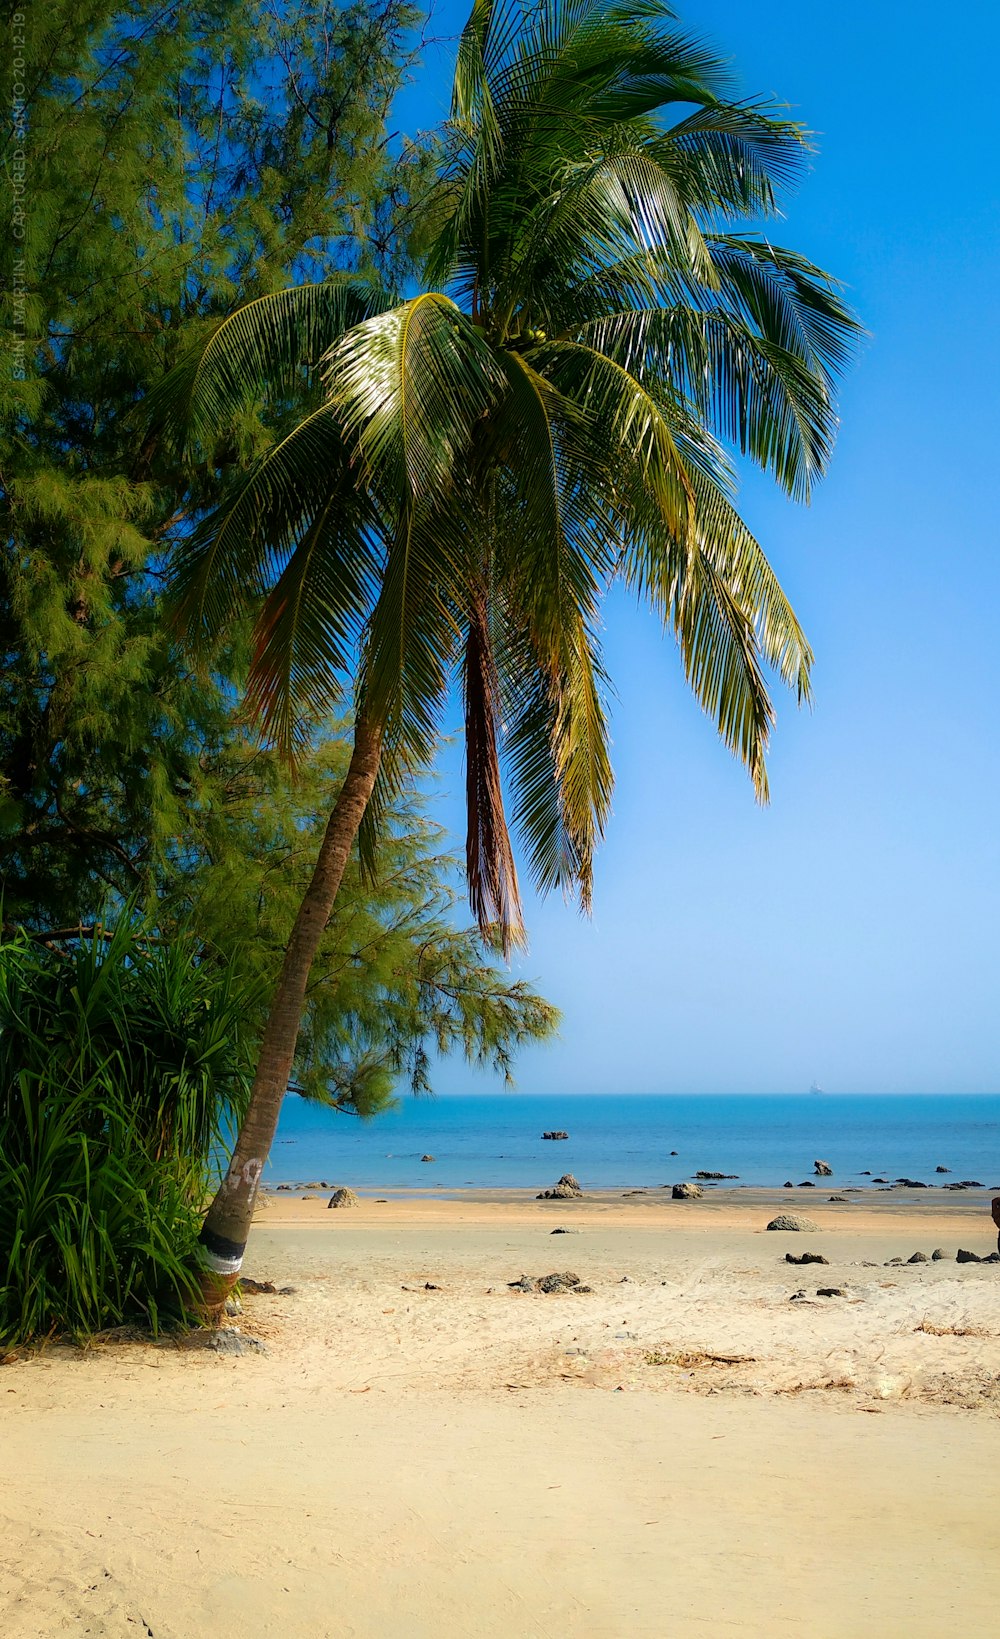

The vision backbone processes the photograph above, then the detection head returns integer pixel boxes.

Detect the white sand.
[3,1193,999,1637]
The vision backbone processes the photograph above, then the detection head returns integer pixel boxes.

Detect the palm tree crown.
[150,0,859,952]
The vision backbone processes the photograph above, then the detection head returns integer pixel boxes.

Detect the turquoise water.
[267,1093,1000,1192]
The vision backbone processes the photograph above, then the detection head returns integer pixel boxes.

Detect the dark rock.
[277,1286,297,1295]
[813,1160,833,1176]
[885,1258,904,1266]
[766,1213,820,1232]
[828,1196,850,1203]
[327,1187,359,1208]
[956,1249,982,1263]
[894,1178,929,1189]
[420,1154,436,1162]
[507,1275,536,1292]
[783,1180,795,1189]
[539,1272,582,1293]
[872,1177,889,1184]
[784,1252,829,1266]
[423,1282,442,1290]
[958,1180,984,1188]
[550,1227,580,1235]
[672,1182,703,1200]
[931,1249,947,1261]
[985,1252,1000,1264]
[797,1181,815,1188]
[935,1166,951,1173]
[240,1278,276,1294]
[907,1252,929,1263]
[695,1171,739,1180]
[573,1285,593,1293]
[541,1131,569,1140]
[860,1171,871,1176]
[276,1184,292,1191]
[670,1150,678,1156]
[817,1287,848,1298]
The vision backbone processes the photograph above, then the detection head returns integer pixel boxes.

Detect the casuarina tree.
[147,0,860,1307]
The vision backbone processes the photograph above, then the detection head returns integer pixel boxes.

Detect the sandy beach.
[3,1189,999,1637]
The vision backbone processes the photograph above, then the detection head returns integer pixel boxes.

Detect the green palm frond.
[143,277,388,456]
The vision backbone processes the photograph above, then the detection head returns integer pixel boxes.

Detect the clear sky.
[394,0,1000,1096]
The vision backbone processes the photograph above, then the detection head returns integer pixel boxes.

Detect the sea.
[265,1093,1000,1193]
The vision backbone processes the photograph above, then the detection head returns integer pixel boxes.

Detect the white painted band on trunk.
[202,1248,243,1276]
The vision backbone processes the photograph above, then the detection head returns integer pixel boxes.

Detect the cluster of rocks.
[694,1170,739,1181]
[508,1271,591,1294]
[275,1180,330,1191]
[536,1173,582,1199]
[813,1159,833,1176]
[541,1130,569,1140]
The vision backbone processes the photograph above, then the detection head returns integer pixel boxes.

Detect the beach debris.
[672,1182,703,1200]
[541,1130,569,1140]
[207,1329,267,1356]
[694,1171,739,1180]
[644,1348,755,1368]
[420,1154,436,1162]
[936,1165,951,1173]
[817,1287,848,1298]
[327,1187,360,1208]
[766,1213,820,1232]
[931,1248,948,1260]
[907,1252,929,1263]
[240,1277,277,1293]
[784,1252,828,1266]
[550,1227,580,1234]
[507,1271,583,1294]
[813,1160,833,1176]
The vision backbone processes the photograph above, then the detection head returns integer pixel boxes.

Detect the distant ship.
[809,1081,825,1096]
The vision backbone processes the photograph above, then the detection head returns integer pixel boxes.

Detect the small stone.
[931,1248,947,1261]
[507,1275,536,1292]
[817,1287,848,1298]
[209,1329,267,1356]
[784,1252,829,1266]
[277,1286,297,1295]
[670,1150,678,1156]
[885,1258,904,1266]
[420,1154,436,1162]
[541,1131,569,1140]
[935,1166,951,1173]
[240,1277,276,1294]
[828,1196,850,1203]
[672,1182,703,1199]
[814,1160,833,1176]
[550,1227,580,1234]
[797,1181,815,1188]
[907,1252,929,1263]
[327,1187,360,1209]
[423,1282,442,1290]
[783,1180,795,1189]
[225,1296,243,1316]
[894,1178,929,1189]
[766,1214,820,1232]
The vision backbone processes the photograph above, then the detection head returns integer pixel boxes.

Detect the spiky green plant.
[145,0,860,1294]
[0,918,257,1344]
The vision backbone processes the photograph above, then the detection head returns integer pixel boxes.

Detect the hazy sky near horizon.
[393,0,1000,1097]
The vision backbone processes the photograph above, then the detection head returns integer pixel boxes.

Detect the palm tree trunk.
[196,713,382,1319]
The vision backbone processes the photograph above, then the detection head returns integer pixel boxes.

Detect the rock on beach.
[766,1213,820,1232]
[328,1187,360,1209]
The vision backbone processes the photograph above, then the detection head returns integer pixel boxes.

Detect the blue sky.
[395,0,1000,1095]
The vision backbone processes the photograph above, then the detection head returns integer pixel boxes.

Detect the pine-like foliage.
[0,0,426,930]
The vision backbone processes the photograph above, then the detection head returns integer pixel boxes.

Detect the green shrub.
[0,916,257,1345]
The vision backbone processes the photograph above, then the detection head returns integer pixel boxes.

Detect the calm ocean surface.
[266,1093,1000,1192]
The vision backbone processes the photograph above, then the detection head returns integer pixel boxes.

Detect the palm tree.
[147,0,859,1308]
